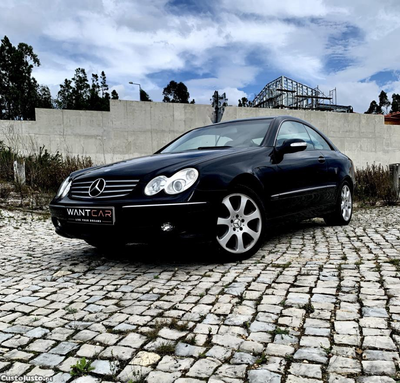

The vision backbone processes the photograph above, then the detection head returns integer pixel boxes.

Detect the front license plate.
[65,206,115,225]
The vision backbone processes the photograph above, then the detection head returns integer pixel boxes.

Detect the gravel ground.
[0,206,400,383]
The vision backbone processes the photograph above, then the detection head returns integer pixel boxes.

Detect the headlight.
[144,176,167,196]
[144,168,199,196]
[56,177,72,199]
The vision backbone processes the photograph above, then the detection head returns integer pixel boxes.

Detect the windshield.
[160,119,272,153]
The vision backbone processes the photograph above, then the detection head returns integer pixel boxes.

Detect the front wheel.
[324,182,353,226]
[215,187,265,259]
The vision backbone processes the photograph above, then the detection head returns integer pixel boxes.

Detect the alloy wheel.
[341,184,352,221]
[216,193,262,254]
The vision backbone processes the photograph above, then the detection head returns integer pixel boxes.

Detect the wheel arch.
[228,173,265,200]
[341,175,354,192]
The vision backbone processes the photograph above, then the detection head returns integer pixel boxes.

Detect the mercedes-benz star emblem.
[89,178,106,197]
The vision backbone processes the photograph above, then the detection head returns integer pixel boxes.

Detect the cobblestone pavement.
[1,207,400,383]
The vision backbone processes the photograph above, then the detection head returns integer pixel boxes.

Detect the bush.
[0,142,93,193]
[0,141,17,181]
[354,164,398,206]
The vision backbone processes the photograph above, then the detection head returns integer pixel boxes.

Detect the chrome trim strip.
[290,142,307,147]
[122,202,208,208]
[271,185,336,199]
[70,194,131,199]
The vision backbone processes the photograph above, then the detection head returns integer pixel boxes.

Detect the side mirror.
[276,139,307,155]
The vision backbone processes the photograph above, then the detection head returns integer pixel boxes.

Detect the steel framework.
[253,76,352,113]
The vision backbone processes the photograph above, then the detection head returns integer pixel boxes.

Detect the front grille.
[70,178,139,199]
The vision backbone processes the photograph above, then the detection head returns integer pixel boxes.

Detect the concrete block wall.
[0,100,398,168]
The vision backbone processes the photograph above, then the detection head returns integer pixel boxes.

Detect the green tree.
[100,71,108,98]
[379,90,390,114]
[391,93,400,113]
[365,100,382,114]
[57,79,74,109]
[163,80,190,103]
[72,68,90,110]
[36,85,53,109]
[111,90,119,100]
[238,97,252,107]
[88,73,103,110]
[57,68,118,111]
[0,35,51,120]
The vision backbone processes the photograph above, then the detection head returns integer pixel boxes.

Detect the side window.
[276,121,314,151]
[304,126,332,151]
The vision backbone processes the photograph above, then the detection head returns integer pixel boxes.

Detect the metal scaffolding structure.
[253,76,352,113]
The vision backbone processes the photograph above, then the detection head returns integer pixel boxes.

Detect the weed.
[127,368,147,383]
[0,142,92,194]
[198,351,207,358]
[388,259,400,267]
[153,342,175,356]
[302,303,315,314]
[0,183,12,199]
[70,357,94,377]
[354,164,398,206]
[269,327,290,336]
[65,306,78,314]
[144,325,161,340]
[322,346,332,355]
[271,262,292,269]
[284,354,294,362]
[168,319,189,332]
[255,352,268,365]
[185,335,197,346]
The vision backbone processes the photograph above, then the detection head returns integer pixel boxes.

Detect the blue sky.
[2,0,400,112]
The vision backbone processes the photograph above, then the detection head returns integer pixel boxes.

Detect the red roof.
[385,112,400,125]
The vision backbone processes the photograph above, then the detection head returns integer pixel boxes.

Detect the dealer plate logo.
[89,178,106,197]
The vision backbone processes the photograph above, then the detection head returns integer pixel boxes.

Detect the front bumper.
[49,201,214,243]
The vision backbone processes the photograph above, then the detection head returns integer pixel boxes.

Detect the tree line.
[365,90,400,114]
[0,36,121,120]
[1,35,254,121]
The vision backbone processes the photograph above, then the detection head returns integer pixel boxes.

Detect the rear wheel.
[324,181,353,226]
[215,186,265,259]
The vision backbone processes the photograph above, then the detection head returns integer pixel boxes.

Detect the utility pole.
[211,91,228,123]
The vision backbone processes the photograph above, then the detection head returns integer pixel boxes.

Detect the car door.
[303,124,339,208]
[269,120,328,218]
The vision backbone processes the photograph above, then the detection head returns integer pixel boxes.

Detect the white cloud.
[1,0,400,112]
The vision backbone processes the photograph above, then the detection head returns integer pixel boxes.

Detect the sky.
[2,0,400,113]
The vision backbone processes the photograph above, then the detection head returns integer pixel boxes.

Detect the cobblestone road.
[1,207,400,383]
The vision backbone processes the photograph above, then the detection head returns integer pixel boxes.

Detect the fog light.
[161,222,175,232]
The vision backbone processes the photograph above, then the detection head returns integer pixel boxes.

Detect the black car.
[50,116,355,258]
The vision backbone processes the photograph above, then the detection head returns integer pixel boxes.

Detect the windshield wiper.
[197,146,232,150]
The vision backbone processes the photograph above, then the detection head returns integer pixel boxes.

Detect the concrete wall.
[0,101,214,165]
[0,100,398,168]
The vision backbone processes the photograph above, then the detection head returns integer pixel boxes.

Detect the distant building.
[253,75,353,113]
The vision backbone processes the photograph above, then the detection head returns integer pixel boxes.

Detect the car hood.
[72,148,252,181]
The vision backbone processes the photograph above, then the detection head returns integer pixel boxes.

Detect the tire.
[215,185,266,259]
[324,181,353,226]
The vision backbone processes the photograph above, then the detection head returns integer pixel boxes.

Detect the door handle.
[318,156,326,163]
